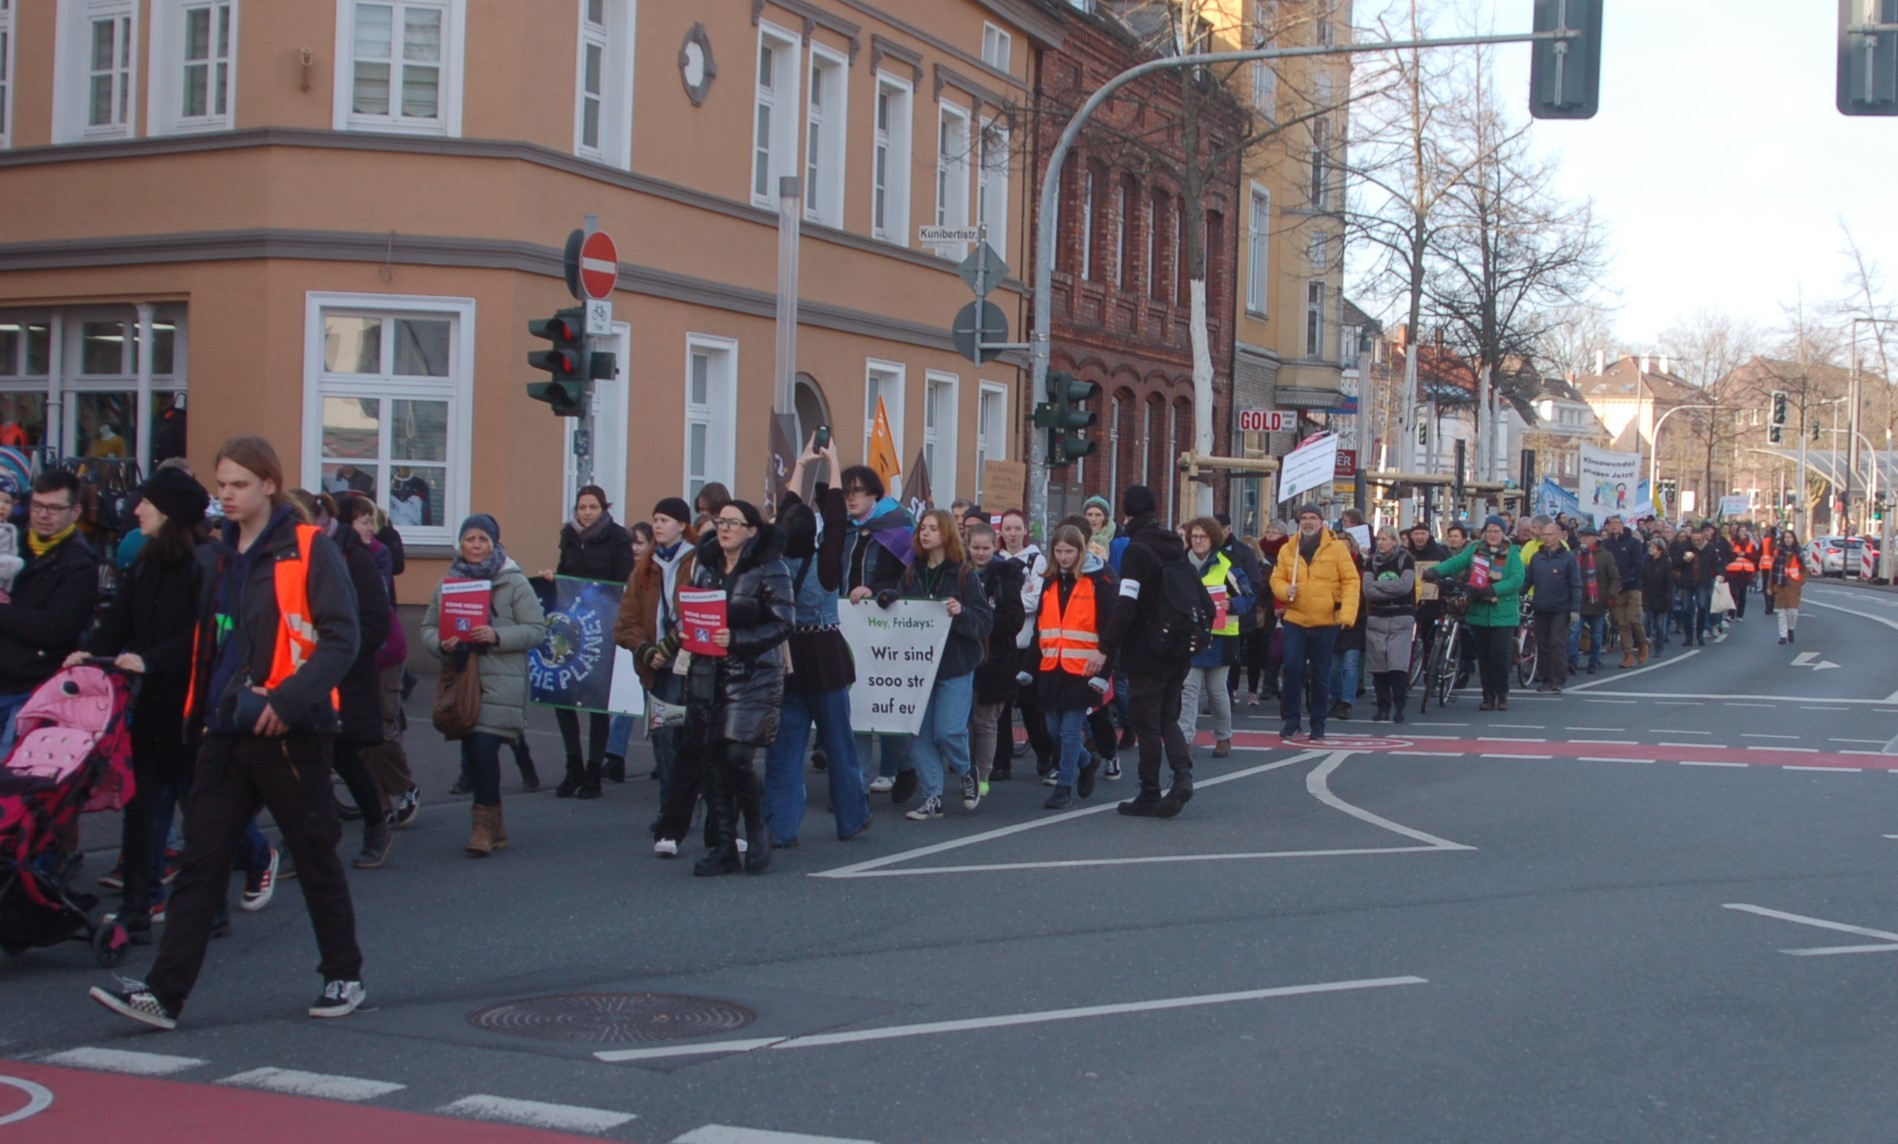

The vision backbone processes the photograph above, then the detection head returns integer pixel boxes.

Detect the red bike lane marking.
[1214,731,1894,771]
[0,1062,624,1143]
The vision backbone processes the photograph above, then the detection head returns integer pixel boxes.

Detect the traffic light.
[1769,423,1784,445]
[1529,0,1604,120]
[1032,371,1100,468]
[1840,0,1898,115]
[527,307,586,416]
[1770,390,1789,427]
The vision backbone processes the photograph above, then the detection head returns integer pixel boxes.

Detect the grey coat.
[1362,552,1417,675]
[421,561,547,743]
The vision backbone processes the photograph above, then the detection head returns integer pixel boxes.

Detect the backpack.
[1146,557,1218,661]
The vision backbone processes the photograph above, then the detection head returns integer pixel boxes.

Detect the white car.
[1805,536,1845,577]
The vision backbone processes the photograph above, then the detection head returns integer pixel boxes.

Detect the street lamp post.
[1648,404,1717,519]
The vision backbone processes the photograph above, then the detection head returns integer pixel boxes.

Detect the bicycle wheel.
[1514,625,1538,687]
[1430,625,1460,708]
[1408,632,1428,689]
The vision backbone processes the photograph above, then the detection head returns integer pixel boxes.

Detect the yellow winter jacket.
[1270,530,1361,630]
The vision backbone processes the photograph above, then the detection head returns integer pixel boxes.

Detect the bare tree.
[1535,299,1622,380]
[1658,309,1761,503]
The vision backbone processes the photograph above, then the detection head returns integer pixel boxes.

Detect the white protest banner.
[838,598,954,735]
[1277,434,1340,503]
[1578,444,1642,525]
[1718,493,1750,519]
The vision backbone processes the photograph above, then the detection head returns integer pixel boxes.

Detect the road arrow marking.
[1724,903,1898,957]
[1789,651,1841,670]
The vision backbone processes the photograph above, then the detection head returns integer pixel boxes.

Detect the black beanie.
[139,468,209,526]
[1121,484,1156,518]
[653,497,692,525]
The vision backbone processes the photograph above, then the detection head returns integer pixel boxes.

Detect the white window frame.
[980,22,1012,72]
[1111,179,1126,288]
[302,291,475,549]
[924,371,958,503]
[864,359,905,488]
[935,100,972,259]
[149,0,238,136]
[1306,280,1326,359]
[751,20,802,208]
[976,116,1009,257]
[1309,116,1330,209]
[871,72,912,243]
[804,43,848,227]
[53,0,138,143]
[1079,167,1094,280]
[0,0,15,147]
[333,0,466,137]
[572,0,634,169]
[684,333,739,502]
[1145,192,1159,299]
[1309,231,1328,273]
[975,380,1008,503]
[1246,182,1270,316]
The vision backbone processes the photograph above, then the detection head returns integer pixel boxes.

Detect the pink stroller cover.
[4,666,134,812]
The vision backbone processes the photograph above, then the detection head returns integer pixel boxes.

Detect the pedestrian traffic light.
[527,307,587,417]
[1840,0,1898,115]
[1033,371,1099,467]
[1530,0,1604,120]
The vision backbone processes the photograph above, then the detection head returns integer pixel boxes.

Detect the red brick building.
[1031,3,1245,523]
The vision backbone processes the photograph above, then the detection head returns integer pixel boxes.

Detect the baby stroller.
[0,661,137,967]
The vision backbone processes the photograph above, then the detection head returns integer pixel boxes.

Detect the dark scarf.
[569,512,614,544]
[1298,530,1322,562]
[449,542,509,580]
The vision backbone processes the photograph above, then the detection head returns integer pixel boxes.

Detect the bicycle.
[1419,585,1473,714]
[1513,597,1539,688]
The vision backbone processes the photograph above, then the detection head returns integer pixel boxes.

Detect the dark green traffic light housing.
[1033,371,1100,468]
[1529,0,1603,120]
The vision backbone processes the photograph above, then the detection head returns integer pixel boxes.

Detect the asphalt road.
[5,580,1898,1143]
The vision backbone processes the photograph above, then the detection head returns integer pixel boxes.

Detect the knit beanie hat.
[653,497,693,525]
[458,513,501,544]
[1483,514,1509,533]
[1121,485,1156,517]
[138,467,209,526]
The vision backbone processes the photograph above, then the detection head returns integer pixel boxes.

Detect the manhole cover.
[467,992,758,1043]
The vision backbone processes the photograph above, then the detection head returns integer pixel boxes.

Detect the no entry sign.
[578,230,619,300]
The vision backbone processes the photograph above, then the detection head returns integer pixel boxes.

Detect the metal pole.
[1026,27,1573,532]
[134,303,154,473]
[577,214,599,492]
[1796,392,1809,537]
[775,176,802,417]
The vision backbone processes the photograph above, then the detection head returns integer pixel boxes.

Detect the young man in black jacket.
[1101,485,1196,819]
[0,470,98,755]
[92,436,364,1031]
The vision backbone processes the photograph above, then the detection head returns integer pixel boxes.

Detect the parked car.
[1807,535,1846,577]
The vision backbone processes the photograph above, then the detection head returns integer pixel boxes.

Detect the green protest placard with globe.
[529,576,644,716]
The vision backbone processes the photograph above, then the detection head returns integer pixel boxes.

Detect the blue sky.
[1470,0,1895,347]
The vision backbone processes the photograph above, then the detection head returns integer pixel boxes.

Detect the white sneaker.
[961,772,981,811]
[736,837,749,854]
[309,979,366,1019]
[868,776,895,793]
[904,795,943,821]
[653,838,678,859]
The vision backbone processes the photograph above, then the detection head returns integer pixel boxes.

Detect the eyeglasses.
[713,517,751,530]
[28,500,75,516]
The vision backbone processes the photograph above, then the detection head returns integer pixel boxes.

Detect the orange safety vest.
[186,523,339,721]
[1758,536,1775,571]
[1038,574,1100,676]
[1726,540,1758,575]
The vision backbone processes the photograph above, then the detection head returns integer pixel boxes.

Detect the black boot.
[693,767,740,877]
[1391,672,1410,724]
[577,760,604,800]
[734,758,771,875]
[1156,768,1194,818]
[1118,784,1164,816]
[517,758,541,793]
[554,756,585,799]
[602,754,626,783]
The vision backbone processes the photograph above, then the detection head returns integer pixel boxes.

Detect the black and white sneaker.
[904,795,943,821]
[309,979,366,1019]
[960,772,981,812]
[390,786,420,828]
[1103,757,1122,781]
[90,977,178,1030]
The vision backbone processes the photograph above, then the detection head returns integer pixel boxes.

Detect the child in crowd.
[0,480,21,602]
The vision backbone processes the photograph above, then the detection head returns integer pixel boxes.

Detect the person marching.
[1770,528,1804,643]
[614,498,698,852]
[1568,526,1620,676]
[1362,526,1417,723]
[1037,524,1117,810]
[838,465,918,803]
[539,486,635,798]
[1640,537,1677,655]
[966,521,1026,806]
[1178,516,1252,758]
[684,500,793,876]
[1104,485,1197,817]
[1725,526,1759,622]
[1601,515,1648,667]
[996,509,1054,780]
[1269,505,1361,743]
[1758,526,1778,617]
[1427,515,1525,711]
[90,436,365,1030]
[422,514,547,857]
[887,509,993,821]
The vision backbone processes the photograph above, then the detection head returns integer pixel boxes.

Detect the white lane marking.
[1661,742,1728,749]
[1661,730,1712,735]
[1305,754,1476,851]
[0,1076,53,1127]
[1565,649,1698,691]
[1567,726,1622,731]
[39,1047,205,1076]
[1742,733,1801,740]
[1491,724,1545,729]
[1391,750,1466,758]
[1724,702,1776,708]
[598,977,1429,1064]
[1476,736,1547,743]
[1584,698,1636,704]
[1655,701,1702,706]
[836,846,1456,878]
[1803,595,1898,634]
[672,1126,879,1144]
[1579,756,1653,763]
[1679,760,1747,768]
[1582,691,1898,705]
[1571,739,1638,745]
[1725,903,1898,957]
[1842,750,1886,756]
[1481,753,1548,760]
[1783,765,1862,773]
[217,1067,404,1102]
[1832,738,1887,745]
[1753,746,1821,754]
[439,1095,635,1134]
[1887,688,1898,703]
[811,751,1328,879]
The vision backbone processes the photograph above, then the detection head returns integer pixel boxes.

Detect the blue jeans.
[1645,610,1668,649]
[764,687,869,843]
[911,672,975,800]
[1329,648,1362,709]
[1569,613,1606,668]
[606,714,634,761]
[649,674,682,803]
[1676,586,1701,642]
[1279,623,1337,731]
[0,690,32,758]
[855,731,914,785]
[459,732,505,807]
[1046,707,1089,788]
[1695,581,1716,637]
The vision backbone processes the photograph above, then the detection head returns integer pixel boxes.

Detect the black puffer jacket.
[1641,553,1677,602]
[86,539,213,752]
[335,526,393,747]
[557,516,636,583]
[1100,514,1187,668]
[889,557,994,681]
[973,556,1026,703]
[685,525,794,748]
[0,530,98,693]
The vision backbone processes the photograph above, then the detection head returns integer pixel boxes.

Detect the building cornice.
[0,127,1025,294]
[752,0,864,61]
